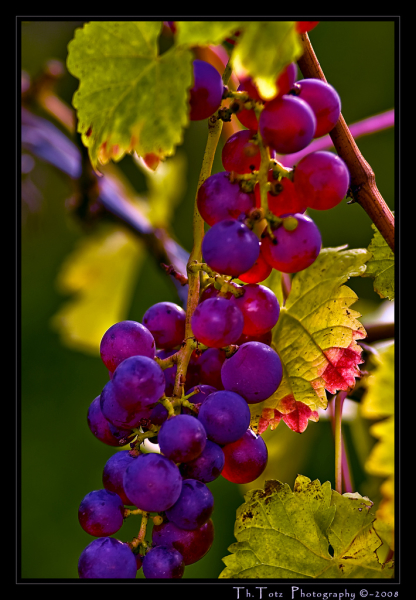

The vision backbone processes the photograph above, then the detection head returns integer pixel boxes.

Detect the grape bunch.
[77,35,352,578]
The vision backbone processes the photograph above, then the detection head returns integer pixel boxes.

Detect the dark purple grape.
[196,348,226,390]
[78,489,125,537]
[142,545,185,578]
[179,440,225,483]
[158,414,207,463]
[197,390,251,446]
[142,301,186,350]
[156,348,177,396]
[111,355,165,411]
[261,213,322,273]
[165,479,214,530]
[123,452,182,512]
[152,519,214,565]
[202,219,260,277]
[221,341,283,403]
[221,429,268,484]
[293,150,350,211]
[149,402,169,426]
[102,450,137,505]
[100,380,152,430]
[291,78,341,138]
[183,384,217,414]
[259,95,317,154]
[191,297,244,349]
[189,59,224,121]
[78,537,137,579]
[197,171,256,227]
[100,320,156,373]
[229,283,280,337]
[87,396,132,447]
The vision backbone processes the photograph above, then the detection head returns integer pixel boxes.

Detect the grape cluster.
[78,50,351,579]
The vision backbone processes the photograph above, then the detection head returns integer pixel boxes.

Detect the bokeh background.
[20,19,395,580]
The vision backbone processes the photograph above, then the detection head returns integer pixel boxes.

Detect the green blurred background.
[20,19,395,580]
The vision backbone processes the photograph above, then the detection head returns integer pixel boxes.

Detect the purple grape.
[197,171,256,227]
[87,396,132,447]
[191,297,244,349]
[152,519,214,565]
[261,213,322,273]
[291,78,341,138]
[202,219,260,277]
[197,390,251,445]
[165,479,214,530]
[78,537,137,579]
[293,150,350,211]
[259,95,317,154]
[142,301,186,350]
[149,401,169,426]
[221,341,283,403]
[189,59,224,121]
[100,320,156,373]
[111,355,165,411]
[102,450,137,505]
[229,283,280,337]
[221,129,262,174]
[100,380,153,429]
[183,384,217,414]
[221,429,268,484]
[123,452,182,512]
[197,348,226,389]
[78,489,125,537]
[158,414,207,463]
[179,440,225,483]
[142,544,185,579]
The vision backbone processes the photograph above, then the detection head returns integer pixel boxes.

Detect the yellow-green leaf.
[251,247,371,434]
[67,21,194,171]
[175,21,241,46]
[219,476,394,579]
[362,224,395,300]
[50,226,145,355]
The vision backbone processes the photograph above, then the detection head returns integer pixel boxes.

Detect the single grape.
[87,396,132,447]
[100,320,156,373]
[229,283,280,337]
[261,213,322,273]
[254,172,307,217]
[296,21,319,33]
[237,242,273,284]
[166,479,214,531]
[202,219,260,277]
[197,390,251,446]
[102,450,137,505]
[111,355,165,411]
[221,429,268,484]
[158,414,207,463]
[149,401,169,426]
[142,301,186,350]
[142,545,185,579]
[236,329,273,346]
[221,129,262,173]
[152,519,214,565]
[199,282,233,302]
[189,59,224,121]
[196,347,226,390]
[259,95,317,154]
[191,297,244,348]
[221,341,283,403]
[78,537,137,579]
[197,171,256,227]
[78,489,125,537]
[123,452,182,513]
[291,78,341,138]
[179,440,225,483]
[293,150,350,210]
[100,380,153,429]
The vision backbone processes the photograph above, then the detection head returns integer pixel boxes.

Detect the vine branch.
[297,33,395,253]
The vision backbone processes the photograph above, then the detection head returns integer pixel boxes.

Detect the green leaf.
[66,21,194,170]
[175,21,241,47]
[219,476,394,579]
[362,224,395,300]
[250,247,371,434]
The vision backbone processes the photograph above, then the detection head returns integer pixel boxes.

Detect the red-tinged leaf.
[318,331,365,394]
[282,400,320,433]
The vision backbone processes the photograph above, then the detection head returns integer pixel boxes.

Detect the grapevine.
[20,19,396,584]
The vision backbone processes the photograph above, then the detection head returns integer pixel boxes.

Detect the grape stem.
[333,390,351,494]
[297,33,394,253]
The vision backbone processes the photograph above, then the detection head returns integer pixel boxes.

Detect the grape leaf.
[362,223,395,300]
[66,21,194,171]
[249,247,371,434]
[174,21,241,46]
[50,226,145,354]
[219,475,394,579]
